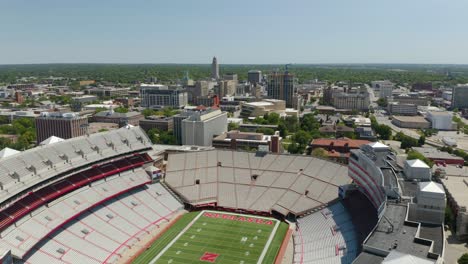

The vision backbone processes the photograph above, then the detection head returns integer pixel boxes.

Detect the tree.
[407,150,433,167]
[418,136,426,146]
[376,98,388,107]
[142,108,156,118]
[292,130,312,146]
[228,122,239,131]
[287,142,301,154]
[114,107,129,113]
[375,124,392,140]
[266,112,280,125]
[256,127,275,135]
[458,254,468,264]
[311,147,328,158]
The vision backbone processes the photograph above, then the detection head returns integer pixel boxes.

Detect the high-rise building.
[140,84,188,108]
[267,70,296,107]
[35,112,88,143]
[371,80,394,99]
[211,56,219,80]
[173,109,227,146]
[216,80,237,98]
[452,84,468,109]
[248,70,262,84]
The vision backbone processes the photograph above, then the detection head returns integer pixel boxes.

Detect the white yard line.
[149,211,204,264]
[257,218,280,264]
[149,210,280,264]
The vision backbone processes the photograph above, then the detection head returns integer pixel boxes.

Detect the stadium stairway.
[159,181,185,205]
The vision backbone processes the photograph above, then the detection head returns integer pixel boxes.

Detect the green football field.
[133,210,289,264]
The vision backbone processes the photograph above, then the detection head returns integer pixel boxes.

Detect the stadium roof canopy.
[165,150,351,216]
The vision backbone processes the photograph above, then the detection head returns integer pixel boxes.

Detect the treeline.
[1,64,468,85]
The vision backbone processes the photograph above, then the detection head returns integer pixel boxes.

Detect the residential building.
[85,87,130,98]
[139,116,174,132]
[35,112,88,143]
[248,70,262,84]
[90,110,143,127]
[140,84,188,108]
[267,70,296,107]
[212,130,281,153]
[391,115,430,129]
[211,56,219,79]
[310,138,370,163]
[426,111,455,130]
[371,80,394,99]
[332,89,370,110]
[355,127,377,141]
[181,109,227,146]
[387,102,418,116]
[318,125,354,137]
[393,95,430,106]
[452,84,468,109]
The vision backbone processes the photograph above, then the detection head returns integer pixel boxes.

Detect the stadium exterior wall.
[348,149,386,216]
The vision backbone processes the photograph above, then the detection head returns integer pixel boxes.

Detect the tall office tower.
[35,112,88,143]
[267,70,296,107]
[248,70,262,84]
[211,56,219,80]
[452,84,468,109]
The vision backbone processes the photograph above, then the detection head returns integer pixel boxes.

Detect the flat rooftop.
[365,204,431,259]
[392,115,429,123]
[412,147,463,161]
[440,175,468,209]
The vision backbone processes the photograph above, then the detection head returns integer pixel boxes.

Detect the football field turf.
[133,210,289,264]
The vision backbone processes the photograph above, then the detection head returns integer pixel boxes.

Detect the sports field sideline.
[133,210,289,264]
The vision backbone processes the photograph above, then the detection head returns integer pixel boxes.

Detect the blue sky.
[1,0,467,64]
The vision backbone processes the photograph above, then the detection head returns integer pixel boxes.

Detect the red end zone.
[202,212,274,225]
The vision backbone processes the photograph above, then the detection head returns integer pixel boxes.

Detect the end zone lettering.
[203,212,274,225]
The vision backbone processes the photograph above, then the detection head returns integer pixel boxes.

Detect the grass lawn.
[133,211,289,264]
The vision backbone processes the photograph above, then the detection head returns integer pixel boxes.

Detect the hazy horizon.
[1,0,468,65]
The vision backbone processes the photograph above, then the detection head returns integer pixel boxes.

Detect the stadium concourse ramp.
[165,150,352,217]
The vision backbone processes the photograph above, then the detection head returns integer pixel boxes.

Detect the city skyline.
[1,0,468,64]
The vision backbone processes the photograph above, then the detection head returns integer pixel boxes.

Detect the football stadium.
[0,127,444,264]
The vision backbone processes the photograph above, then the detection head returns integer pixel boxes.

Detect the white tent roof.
[419,181,445,194]
[40,136,65,146]
[406,159,430,169]
[368,142,390,149]
[0,147,20,158]
[382,250,435,264]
